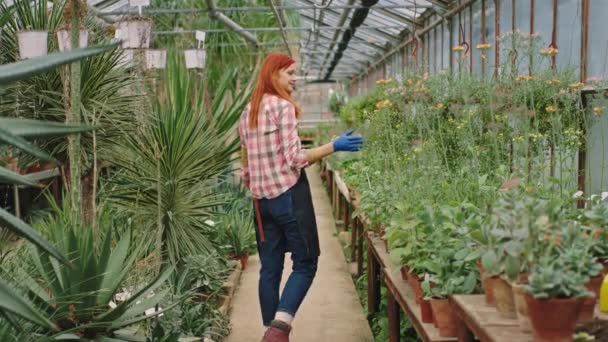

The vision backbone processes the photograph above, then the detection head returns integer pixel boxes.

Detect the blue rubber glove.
[333,130,364,152]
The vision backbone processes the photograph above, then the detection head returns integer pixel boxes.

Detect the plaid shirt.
[239,94,309,199]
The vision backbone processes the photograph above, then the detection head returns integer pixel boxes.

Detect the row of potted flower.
[380,183,608,341]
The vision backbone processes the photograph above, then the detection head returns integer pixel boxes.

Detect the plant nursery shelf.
[368,233,457,342]
[451,295,534,342]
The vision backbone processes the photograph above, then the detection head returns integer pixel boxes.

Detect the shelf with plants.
[325,33,608,342]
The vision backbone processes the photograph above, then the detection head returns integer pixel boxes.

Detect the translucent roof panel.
[296,0,442,80]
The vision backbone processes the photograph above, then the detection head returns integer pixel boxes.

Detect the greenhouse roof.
[89,0,453,81]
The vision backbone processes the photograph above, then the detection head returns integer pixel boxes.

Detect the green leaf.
[0,167,38,186]
[0,126,58,164]
[0,278,57,330]
[0,43,119,85]
[0,207,68,264]
[481,250,499,275]
[0,118,93,138]
[504,255,521,281]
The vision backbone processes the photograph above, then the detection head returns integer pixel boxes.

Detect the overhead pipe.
[204,0,259,47]
[323,0,379,80]
[316,0,356,78]
[269,0,292,56]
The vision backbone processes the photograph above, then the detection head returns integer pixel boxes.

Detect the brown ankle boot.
[261,320,291,342]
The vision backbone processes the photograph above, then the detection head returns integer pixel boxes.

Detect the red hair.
[249,53,302,128]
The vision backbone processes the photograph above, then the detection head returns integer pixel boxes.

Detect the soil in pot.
[511,283,532,332]
[421,298,434,324]
[430,298,456,337]
[493,277,516,318]
[525,295,583,342]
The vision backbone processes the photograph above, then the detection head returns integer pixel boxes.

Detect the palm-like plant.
[108,52,251,265]
[0,0,140,214]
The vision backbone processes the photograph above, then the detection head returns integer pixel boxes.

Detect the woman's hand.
[333,130,364,152]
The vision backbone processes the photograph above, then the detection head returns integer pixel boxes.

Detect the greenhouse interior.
[1,0,608,341]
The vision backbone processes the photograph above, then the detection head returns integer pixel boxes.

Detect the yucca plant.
[108,52,251,265]
[0,198,179,340]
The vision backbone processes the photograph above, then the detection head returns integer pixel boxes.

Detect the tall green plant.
[108,52,251,265]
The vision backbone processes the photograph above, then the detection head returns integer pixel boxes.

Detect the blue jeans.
[254,175,319,326]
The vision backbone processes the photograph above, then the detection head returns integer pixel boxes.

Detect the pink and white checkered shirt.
[239,94,309,199]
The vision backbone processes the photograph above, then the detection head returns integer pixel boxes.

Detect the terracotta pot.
[430,298,456,337]
[237,255,249,271]
[511,283,532,332]
[407,272,423,304]
[492,277,516,318]
[578,294,597,322]
[525,295,584,342]
[421,298,434,324]
[586,274,603,298]
[482,275,498,306]
[400,266,409,282]
[184,49,206,69]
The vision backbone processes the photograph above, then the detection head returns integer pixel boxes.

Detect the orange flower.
[516,75,535,81]
[453,45,465,52]
[476,43,492,50]
[430,103,445,110]
[545,105,557,113]
[593,106,606,117]
[545,79,561,85]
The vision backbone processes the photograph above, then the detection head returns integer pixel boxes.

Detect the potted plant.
[145,49,167,70]
[523,253,592,342]
[218,210,256,270]
[184,49,206,69]
[56,27,88,51]
[17,29,48,59]
[115,16,152,49]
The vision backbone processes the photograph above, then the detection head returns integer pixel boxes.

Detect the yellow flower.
[453,45,465,52]
[540,47,559,56]
[430,103,444,110]
[481,53,487,60]
[545,105,557,113]
[593,106,606,117]
[516,75,535,81]
[375,99,393,109]
[569,82,585,89]
[545,79,561,85]
[476,43,492,50]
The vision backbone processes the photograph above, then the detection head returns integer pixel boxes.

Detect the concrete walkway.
[225,165,374,342]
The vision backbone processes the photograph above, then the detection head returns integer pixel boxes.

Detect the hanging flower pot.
[17,31,48,59]
[117,49,134,68]
[429,298,457,337]
[116,18,152,49]
[56,29,88,51]
[145,49,166,70]
[184,49,206,69]
[525,295,584,342]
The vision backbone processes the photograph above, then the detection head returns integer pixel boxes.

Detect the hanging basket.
[56,29,88,51]
[115,18,152,49]
[184,49,206,69]
[145,49,166,69]
[17,31,48,59]
[117,49,135,68]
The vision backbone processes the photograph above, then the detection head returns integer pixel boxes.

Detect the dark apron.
[254,171,321,258]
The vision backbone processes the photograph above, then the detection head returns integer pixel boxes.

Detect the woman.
[238,53,363,342]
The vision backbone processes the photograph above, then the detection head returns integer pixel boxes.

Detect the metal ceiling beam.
[314,0,354,81]
[373,7,420,28]
[299,12,386,50]
[269,0,292,56]
[153,24,408,35]
[204,0,259,47]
